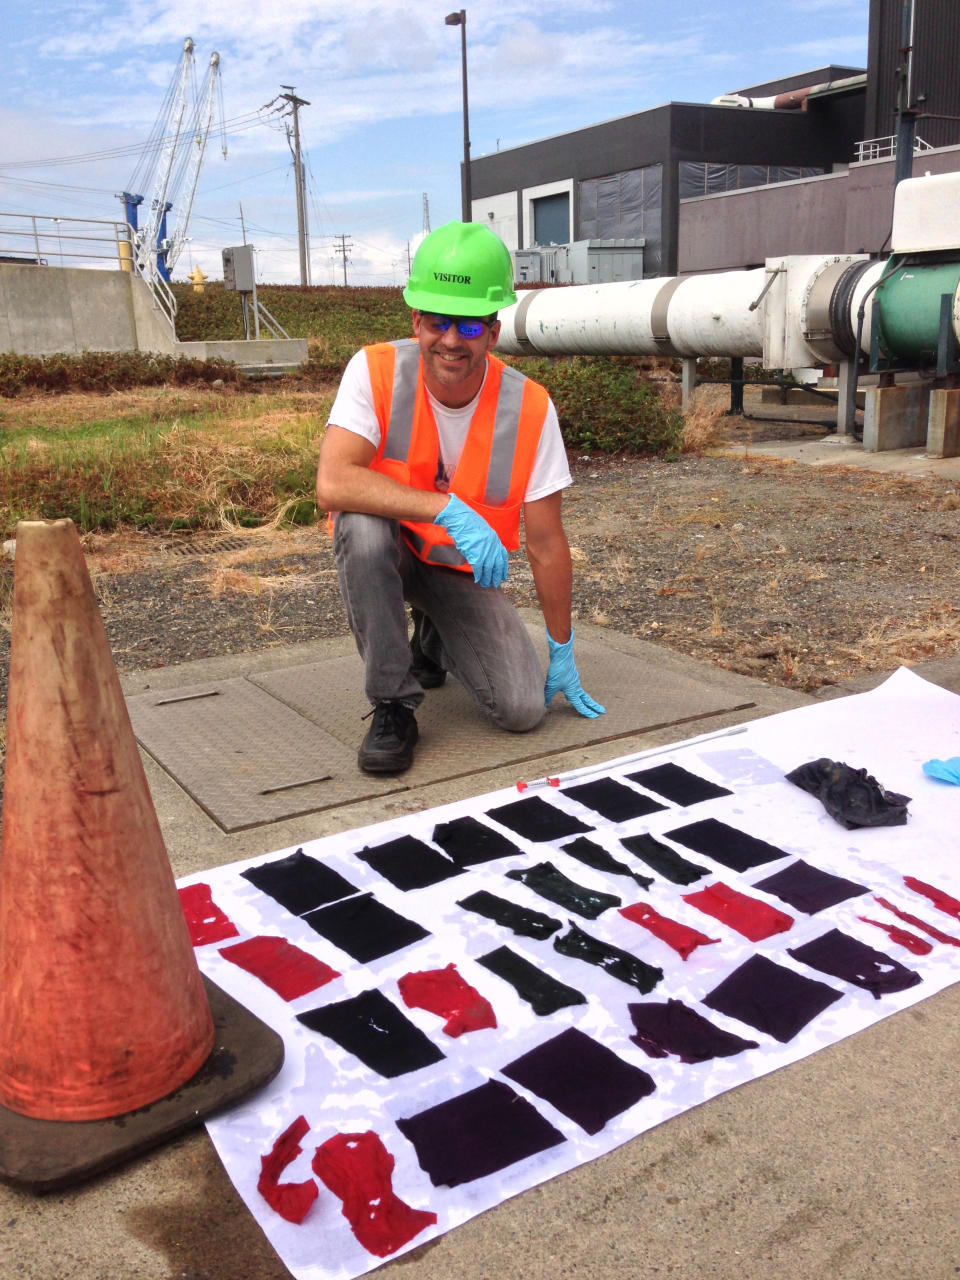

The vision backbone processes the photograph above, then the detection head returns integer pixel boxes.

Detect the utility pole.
[334,234,352,286]
[279,85,310,285]
[422,192,431,235]
[238,202,247,244]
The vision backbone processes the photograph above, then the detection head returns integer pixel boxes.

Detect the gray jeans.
[333,512,545,731]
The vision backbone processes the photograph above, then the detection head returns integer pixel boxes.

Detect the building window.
[579,164,662,276]
[532,192,570,245]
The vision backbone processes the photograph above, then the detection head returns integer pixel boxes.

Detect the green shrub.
[507,355,683,455]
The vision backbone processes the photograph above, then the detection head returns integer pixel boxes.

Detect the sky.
[0,0,869,287]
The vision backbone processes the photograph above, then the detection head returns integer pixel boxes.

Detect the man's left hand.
[544,629,605,718]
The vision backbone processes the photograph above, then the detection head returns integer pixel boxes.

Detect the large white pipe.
[498,269,765,359]
[497,258,888,368]
[663,270,765,356]
[497,279,671,356]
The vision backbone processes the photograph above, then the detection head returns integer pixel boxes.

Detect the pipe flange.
[649,277,683,356]
[510,291,539,354]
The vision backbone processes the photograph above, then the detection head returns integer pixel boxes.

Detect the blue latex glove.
[544,628,606,718]
[433,494,509,588]
[922,757,960,785]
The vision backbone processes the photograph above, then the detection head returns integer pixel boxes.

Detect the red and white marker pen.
[516,775,560,793]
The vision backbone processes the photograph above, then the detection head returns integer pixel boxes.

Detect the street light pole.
[445,10,471,222]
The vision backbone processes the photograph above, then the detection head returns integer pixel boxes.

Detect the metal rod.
[260,773,333,795]
[154,689,221,706]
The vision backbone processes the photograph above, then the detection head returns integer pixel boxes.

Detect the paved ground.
[2,434,960,1280]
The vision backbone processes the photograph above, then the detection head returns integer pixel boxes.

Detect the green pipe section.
[874,259,960,363]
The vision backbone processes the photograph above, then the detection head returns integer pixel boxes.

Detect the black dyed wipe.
[627,762,732,806]
[704,953,843,1043]
[753,859,868,915]
[627,997,759,1064]
[561,836,653,890]
[241,846,358,915]
[457,889,562,939]
[664,817,787,873]
[486,795,593,842]
[618,832,708,885]
[788,928,922,1000]
[553,922,663,994]
[501,1027,656,1135]
[506,861,621,919]
[297,988,444,1078]
[477,945,587,1016]
[356,834,463,891]
[302,892,429,963]
[396,1079,565,1188]
[561,778,666,823]
[431,815,523,866]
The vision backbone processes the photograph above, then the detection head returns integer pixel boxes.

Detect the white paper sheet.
[179,668,960,1280]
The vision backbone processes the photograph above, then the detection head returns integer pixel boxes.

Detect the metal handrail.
[0,210,177,331]
[854,134,934,162]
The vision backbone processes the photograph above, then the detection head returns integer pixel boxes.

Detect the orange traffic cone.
[0,519,215,1122]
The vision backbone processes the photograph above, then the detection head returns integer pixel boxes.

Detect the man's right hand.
[433,495,509,588]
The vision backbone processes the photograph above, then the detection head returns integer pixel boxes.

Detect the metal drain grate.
[162,535,249,558]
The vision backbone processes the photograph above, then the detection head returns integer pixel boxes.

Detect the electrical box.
[222,244,255,292]
[567,239,644,284]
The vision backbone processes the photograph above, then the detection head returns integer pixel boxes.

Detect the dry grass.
[681,398,728,453]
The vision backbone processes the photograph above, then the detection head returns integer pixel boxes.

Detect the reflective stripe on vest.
[381,341,420,464]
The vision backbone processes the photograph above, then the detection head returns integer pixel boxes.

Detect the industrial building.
[470,0,960,284]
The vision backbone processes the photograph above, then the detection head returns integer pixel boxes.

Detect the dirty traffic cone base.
[0,520,283,1188]
[0,977,284,1192]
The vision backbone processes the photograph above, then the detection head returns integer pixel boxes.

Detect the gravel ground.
[3,426,959,728]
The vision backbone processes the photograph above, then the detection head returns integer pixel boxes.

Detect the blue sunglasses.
[420,313,493,339]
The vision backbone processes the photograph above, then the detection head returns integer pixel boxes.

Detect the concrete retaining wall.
[0,265,306,368]
[0,264,179,356]
[0,263,179,355]
[176,338,308,367]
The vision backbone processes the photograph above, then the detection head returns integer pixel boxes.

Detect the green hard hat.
[403,221,517,316]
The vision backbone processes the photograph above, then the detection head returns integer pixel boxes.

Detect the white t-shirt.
[327,348,572,503]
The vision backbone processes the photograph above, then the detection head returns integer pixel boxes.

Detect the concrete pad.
[6,623,958,1280]
[717,436,960,481]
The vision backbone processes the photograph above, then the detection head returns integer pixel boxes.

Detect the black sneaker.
[358,700,419,774]
[410,609,447,689]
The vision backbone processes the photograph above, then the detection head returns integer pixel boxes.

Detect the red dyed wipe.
[903,876,960,922]
[682,882,794,942]
[258,1116,319,1224]
[874,894,960,947]
[178,881,240,946]
[219,935,340,1000]
[397,963,497,1036]
[618,901,719,960]
[856,916,933,956]
[312,1130,437,1257]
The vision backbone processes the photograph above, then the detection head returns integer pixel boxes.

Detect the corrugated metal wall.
[866,0,960,148]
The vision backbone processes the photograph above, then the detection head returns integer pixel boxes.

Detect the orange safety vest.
[363,339,550,571]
